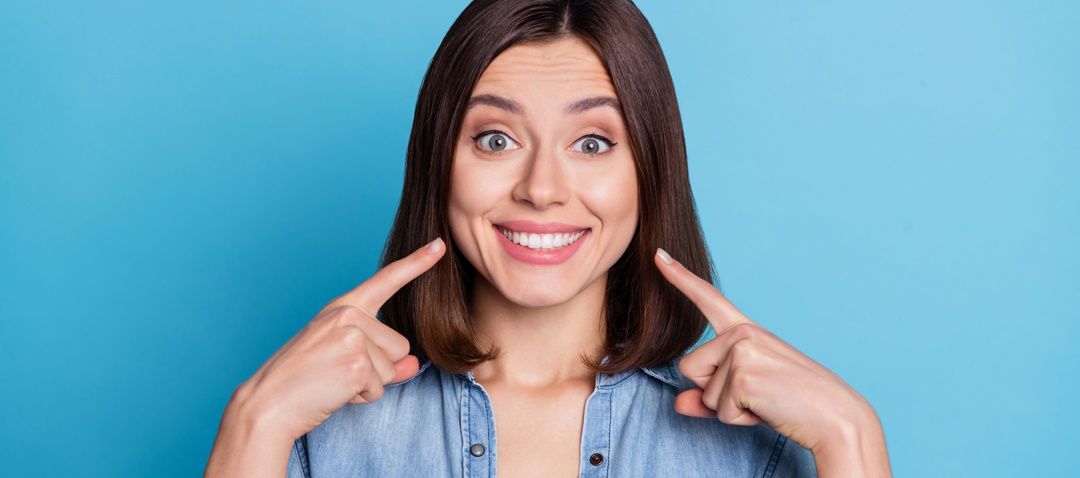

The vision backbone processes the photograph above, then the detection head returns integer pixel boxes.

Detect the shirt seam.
[293,435,311,478]
[605,386,613,477]
[762,433,788,478]
[460,376,470,477]
[486,383,495,478]
[640,366,680,388]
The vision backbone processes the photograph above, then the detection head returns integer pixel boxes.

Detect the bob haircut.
[380,0,716,375]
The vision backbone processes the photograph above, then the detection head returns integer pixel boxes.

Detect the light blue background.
[1,1,1076,476]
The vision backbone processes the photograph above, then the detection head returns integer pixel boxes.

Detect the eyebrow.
[564,96,621,115]
[465,94,622,116]
[467,94,524,114]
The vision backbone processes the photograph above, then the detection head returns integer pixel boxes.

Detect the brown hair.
[379,0,715,375]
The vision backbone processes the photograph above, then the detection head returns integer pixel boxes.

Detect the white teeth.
[497,227,588,251]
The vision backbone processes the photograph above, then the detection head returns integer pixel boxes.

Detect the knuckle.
[336,306,365,325]
[730,338,757,363]
[677,358,692,377]
[701,391,718,411]
[388,334,411,358]
[341,328,368,352]
[729,368,754,393]
[350,355,373,377]
[364,382,385,402]
[231,381,254,404]
[728,322,760,341]
[341,305,363,318]
[677,355,705,379]
[718,404,740,423]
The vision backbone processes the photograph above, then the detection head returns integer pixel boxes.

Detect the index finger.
[654,248,755,333]
[329,237,446,314]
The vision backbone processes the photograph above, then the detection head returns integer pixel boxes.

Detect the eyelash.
[469,130,515,154]
[469,130,618,155]
[576,134,618,153]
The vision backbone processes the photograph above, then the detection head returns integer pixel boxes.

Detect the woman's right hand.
[234,237,445,439]
[204,237,446,477]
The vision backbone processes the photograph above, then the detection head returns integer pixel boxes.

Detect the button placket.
[460,372,496,478]
[579,374,614,477]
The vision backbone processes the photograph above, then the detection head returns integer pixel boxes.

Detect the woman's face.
[449,36,639,308]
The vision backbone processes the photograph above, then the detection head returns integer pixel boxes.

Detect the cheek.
[447,161,507,252]
[583,163,639,228]
[448,167,479,243]
[577,160,639,259]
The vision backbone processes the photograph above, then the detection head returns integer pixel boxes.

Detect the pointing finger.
[654,248,754,333]
[329,237,446,315]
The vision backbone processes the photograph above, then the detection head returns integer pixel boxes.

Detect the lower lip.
[493,226,590,265]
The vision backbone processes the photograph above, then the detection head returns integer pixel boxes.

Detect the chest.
[485,382,593,477]
[300,366,781,477]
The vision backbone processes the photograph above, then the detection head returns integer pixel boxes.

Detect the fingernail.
[656,248,672,264]
[426,237,444,254]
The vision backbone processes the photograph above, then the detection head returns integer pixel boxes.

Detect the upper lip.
[494,220,590,234]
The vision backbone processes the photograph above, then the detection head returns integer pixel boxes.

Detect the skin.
[448,37,639,476]
[204,36,891,478]
[656,249,893,476]
[204,239,443,477]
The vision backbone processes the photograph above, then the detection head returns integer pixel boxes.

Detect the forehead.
[473,36,616,100]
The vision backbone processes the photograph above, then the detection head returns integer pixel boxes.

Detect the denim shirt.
[287,357,816,477]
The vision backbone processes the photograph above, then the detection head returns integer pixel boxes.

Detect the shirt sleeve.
[286,435,311,478]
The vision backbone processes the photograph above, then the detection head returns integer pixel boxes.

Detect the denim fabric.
[287,357,816,477]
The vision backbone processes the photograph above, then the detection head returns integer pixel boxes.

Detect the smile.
[495,226,588,251]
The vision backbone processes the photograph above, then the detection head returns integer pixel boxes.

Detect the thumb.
[390,355,421,383]
[674,388,716,418]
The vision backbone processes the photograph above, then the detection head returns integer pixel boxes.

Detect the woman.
[205,0,892,476]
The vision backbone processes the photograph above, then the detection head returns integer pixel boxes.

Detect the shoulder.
[613,356,816,477]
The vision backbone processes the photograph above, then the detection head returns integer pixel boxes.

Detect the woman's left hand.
[654,248,892,477]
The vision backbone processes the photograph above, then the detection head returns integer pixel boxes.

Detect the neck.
[469,273,607,388]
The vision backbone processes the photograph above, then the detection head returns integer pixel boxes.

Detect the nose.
[512,143,570,209]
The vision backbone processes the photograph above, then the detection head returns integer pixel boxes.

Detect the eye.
[472,131,519,152]
[571,134,615,155]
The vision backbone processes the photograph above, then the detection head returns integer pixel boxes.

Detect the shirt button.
[589,453,604,466]
[470,443,485,457]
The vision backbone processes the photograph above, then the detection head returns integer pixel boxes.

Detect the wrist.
[812,398,892,478]
[226,380,303,442]
[204,385,296,478]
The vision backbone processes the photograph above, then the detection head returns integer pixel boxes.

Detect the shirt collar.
[426,356,684,389]
[641,359,682,388]
[595,355,683,389]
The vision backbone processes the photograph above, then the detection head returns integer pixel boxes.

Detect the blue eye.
[473,131,519,152]
[571,135,614,155]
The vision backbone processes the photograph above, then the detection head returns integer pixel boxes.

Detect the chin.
[494,277,581,308]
